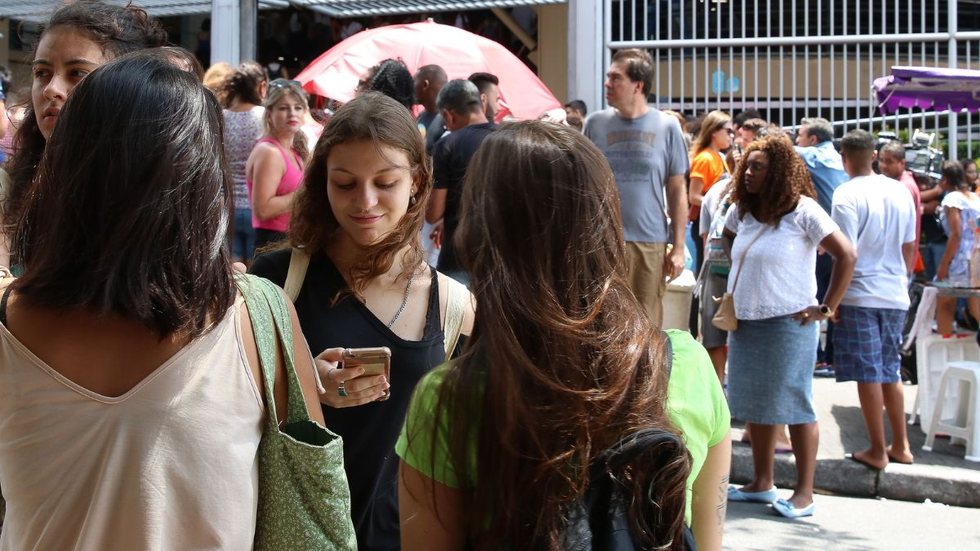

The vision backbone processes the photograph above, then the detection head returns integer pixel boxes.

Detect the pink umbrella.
[294,21,561,121]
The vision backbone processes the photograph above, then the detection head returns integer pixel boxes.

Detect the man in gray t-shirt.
[584,48,689,326]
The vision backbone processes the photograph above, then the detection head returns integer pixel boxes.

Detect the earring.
[410,195,417,205]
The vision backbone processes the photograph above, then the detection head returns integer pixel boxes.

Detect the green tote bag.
[236,274,357,550]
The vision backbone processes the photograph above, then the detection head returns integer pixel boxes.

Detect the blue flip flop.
[727,485,778,503]
[772,498,815,519]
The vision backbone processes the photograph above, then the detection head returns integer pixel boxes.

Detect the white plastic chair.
[922,360,980,462]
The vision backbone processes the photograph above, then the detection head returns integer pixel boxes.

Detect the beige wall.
[534,4,569,104]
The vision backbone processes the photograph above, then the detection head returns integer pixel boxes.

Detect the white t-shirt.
[724,196,839,320]
[699,177,731,237]
[831,174,916,310]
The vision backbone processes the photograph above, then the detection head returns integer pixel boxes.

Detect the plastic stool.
[922,361,980,462]
[910,333,980,432]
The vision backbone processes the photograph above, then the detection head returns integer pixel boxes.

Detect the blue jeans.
[920,241,947,282]
[231,208,256,261]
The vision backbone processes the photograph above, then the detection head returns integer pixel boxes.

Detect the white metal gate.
[603,0,980,158]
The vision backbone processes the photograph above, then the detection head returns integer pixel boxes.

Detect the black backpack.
[560,335,698,551]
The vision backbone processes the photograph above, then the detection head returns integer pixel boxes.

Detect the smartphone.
[342,347,392,400]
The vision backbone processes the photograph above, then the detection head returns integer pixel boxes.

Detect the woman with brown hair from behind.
[223,61,268,263]
[397,121,732,550]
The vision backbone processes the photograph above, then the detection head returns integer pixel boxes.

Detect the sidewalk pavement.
[729,378,980,508]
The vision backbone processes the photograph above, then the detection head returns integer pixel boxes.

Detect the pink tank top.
[247,137,304,233]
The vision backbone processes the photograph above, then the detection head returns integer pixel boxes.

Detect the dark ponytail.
[223,61,266,106]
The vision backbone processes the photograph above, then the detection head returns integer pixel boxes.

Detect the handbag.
[235,273,357,551]
[711,226,767,332]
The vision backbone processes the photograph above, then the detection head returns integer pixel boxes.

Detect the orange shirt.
[689,149,727,220]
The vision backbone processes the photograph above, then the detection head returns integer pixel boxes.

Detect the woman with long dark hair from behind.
[4,0,167,250]
[0,51,326,548]
[397,122,731,550]
[223,61,268,263]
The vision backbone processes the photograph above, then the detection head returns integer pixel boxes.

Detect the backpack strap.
[283,247,310,302]
[442,275,467,357]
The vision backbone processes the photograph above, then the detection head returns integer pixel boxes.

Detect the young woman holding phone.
[250,92,475,549]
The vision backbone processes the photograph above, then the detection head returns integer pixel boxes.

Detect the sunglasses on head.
[269,79,302,90]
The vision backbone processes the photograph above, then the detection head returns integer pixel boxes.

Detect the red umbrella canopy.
[295,21,561,121]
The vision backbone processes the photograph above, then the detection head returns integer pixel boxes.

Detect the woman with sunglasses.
[246,79,310,250]
[688,110,733,269]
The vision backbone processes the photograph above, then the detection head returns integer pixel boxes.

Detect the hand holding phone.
[315,347,391,407]
[342,347,392,401]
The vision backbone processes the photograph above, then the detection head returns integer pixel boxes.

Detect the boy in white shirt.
[831,129,917,470]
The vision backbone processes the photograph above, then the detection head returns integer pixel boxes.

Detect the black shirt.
[250,249,452,550]
[416,110,446,154]
[432,122,496,274]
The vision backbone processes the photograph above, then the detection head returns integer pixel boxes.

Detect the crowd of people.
[0,1,979,550]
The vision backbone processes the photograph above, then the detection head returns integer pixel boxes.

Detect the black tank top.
[250,249,451,550]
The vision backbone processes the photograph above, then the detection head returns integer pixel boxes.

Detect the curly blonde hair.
[731,134,815,226]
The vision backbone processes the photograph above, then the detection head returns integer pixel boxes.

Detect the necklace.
[386,269,416,328]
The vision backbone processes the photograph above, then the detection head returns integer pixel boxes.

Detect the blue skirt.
[727,315,819,425]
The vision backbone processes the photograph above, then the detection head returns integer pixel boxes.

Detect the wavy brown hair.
[419,121,689,549]
[732,134,816,226]
[287,92,431,295]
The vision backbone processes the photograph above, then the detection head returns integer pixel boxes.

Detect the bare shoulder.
[249,141,283,164]
[436,271,475,336]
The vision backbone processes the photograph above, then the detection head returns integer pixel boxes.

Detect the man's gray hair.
[800,117,835,143]
[436,79,483,115]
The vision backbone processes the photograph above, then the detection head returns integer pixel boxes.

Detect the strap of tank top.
[443,276,467,357]
[235,273,310,427]
[259,137,301,172]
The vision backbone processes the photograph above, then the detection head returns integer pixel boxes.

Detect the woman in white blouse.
[721,135,855,520]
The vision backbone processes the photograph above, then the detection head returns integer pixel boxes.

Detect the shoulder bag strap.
[236,274,310,429]
[729,226,767,294]
[442,276,467,358]
[283,248,310,303]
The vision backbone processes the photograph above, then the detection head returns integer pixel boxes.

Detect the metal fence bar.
[805,0,810,118]
[612,31,980,50]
